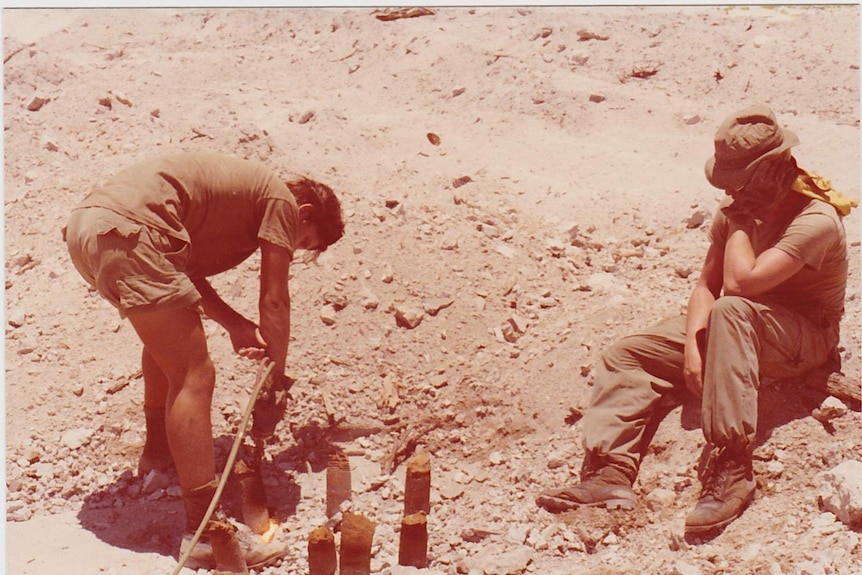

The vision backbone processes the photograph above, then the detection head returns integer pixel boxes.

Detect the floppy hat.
[704,104,799,190]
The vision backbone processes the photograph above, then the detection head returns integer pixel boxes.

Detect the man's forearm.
[685,284,717,346]
[723,223,757,295]
[259,295,290,379]
[192,277,246,330]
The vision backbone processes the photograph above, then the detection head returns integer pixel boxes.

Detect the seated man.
[536,104,855,536]
[64,152,345,570]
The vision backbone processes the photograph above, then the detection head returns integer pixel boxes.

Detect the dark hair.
[285,176,345,252]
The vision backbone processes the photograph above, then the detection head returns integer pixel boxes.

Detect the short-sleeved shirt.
[708,196,848,324]
[73,152,298,278]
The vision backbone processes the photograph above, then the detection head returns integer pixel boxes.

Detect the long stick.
[170,358,275,575]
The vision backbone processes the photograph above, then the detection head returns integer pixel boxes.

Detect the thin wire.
[170,358,275,575]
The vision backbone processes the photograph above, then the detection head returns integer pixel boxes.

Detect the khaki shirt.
[709,196,848,324]
[74,152,298,278]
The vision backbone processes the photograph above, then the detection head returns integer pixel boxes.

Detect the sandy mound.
[4,7,860,575]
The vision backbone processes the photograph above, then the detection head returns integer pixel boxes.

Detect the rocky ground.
[3,6,861,575]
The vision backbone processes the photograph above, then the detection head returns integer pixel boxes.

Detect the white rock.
[818,460,862,528]
[587,272,630,296]
[320,304,337,326]
[61,427,94,450]
[645,487,676,511]
[464,542,533,575]
[671,561,703,575]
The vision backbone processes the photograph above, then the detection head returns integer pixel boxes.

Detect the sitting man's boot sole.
[536,485,637,512]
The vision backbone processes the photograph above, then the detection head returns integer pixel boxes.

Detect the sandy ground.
[3,6,860,575]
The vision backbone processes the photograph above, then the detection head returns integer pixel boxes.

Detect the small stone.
[452,175,472,188]
[8,309,26,327]
[142,469,172,495]
[320,304,337,326]
[686,208,711,229]
[27,95,49,111]
[61,427,94,450]
[394,304,424,329]
[645,487,676,511]
[812,396,848,423]
[113,91,133,106]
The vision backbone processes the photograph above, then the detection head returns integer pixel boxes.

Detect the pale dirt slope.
[4,7,860,575]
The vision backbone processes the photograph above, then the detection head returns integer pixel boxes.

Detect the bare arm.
[683,242,724,397]
[191,276,265,358]
[723,220,806,296]
[258,240,293,381]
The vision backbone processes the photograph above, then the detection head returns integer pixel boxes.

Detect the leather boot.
[180,479,288,572]
[685,447,755,534]
[536,465,637,512]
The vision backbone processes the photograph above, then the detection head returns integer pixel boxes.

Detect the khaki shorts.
[64,207,202,317]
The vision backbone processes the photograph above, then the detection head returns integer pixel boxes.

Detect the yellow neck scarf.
[792,167,858,216]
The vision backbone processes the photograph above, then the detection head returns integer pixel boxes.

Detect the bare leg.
[127,306,216,491]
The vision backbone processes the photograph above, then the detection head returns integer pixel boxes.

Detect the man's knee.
[711,296,757,321]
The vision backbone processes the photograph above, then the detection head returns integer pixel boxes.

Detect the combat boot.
[181,481,288,572]
[536,465,636,512]
[685,447,755,534]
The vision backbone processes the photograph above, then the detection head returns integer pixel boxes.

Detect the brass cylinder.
[398,511,428,568]
[326,447,352,517]
[235,459,271,535]
[307,525,337,575]
[339,512,376,575]
[404,452,431,516]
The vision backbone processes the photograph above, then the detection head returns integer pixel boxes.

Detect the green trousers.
[582,296,839,482]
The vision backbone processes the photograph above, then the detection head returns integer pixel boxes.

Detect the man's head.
[286,176,345,257]
[705,104,799,192]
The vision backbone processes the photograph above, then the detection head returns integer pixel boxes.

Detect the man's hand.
[722,194,764,226]
[229,319,268,359]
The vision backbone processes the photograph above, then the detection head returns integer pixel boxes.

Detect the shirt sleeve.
[773,211,838,271]
[258,197,298,258]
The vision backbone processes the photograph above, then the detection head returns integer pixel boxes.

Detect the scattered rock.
[394,304,424,329]
[812,396,848,423]
[452,175,472,189]
[27,95,49,111]
[577,29,609,41]
[320,304,338,326]
[61,427,94,450]
[686,208,711,229]
[818,460,862,528]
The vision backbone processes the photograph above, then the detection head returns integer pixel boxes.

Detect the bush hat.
[704,104,799,190]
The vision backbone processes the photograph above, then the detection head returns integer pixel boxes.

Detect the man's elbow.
[722,276,762,298]
[260,292,290,313]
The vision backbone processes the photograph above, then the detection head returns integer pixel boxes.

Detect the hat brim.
[704,128,799,190]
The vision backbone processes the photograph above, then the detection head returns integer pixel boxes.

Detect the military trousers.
[581,296,838,482]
